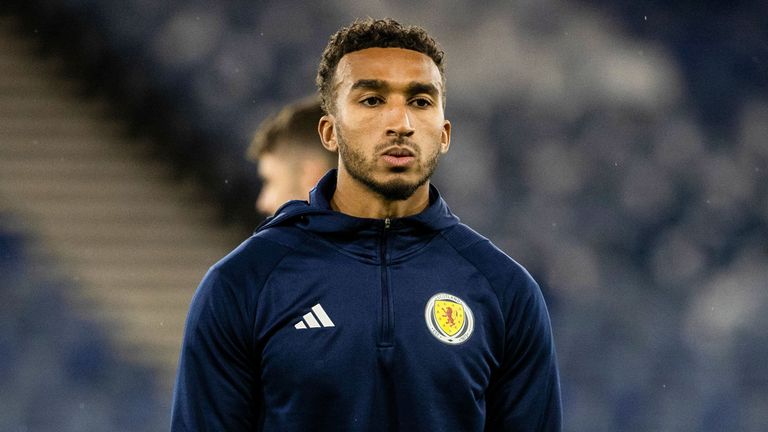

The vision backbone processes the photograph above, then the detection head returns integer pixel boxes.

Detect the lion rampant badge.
[424,293,474,344]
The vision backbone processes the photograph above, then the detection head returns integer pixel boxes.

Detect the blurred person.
[247,96,336,215]
[172,18,561,431]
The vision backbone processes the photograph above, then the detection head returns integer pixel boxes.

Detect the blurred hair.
[247,96,332,164]
[316,17,446,114]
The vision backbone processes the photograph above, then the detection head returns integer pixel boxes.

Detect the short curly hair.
[316,18,445,114]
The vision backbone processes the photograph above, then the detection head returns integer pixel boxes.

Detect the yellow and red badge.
[425,293,474,344]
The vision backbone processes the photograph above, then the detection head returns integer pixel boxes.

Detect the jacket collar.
[257,170,460,263]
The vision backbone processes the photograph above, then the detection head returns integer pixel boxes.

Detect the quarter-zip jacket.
[171,170,562,431]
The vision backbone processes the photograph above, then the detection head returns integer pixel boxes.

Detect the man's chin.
[367,177,425,201]
[386,165,409,174]
[345,164,431,201]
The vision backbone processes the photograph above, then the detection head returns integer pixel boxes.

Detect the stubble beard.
[336,126,440,202]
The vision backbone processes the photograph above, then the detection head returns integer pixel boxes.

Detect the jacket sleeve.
[171,267,261,431]
[485,274,562,431]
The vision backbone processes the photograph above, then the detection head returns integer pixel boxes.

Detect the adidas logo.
[294,304,335,330]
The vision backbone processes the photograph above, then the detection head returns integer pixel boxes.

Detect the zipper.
[378,218,393,347]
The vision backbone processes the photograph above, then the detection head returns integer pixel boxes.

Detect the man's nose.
[385,102,415,137]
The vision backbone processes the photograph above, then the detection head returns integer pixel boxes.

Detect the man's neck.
[330,172,430,219]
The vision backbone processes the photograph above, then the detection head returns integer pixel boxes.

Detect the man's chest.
[254,252,503,403]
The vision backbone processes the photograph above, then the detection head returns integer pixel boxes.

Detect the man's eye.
[361,96,382,106]
[411,98,432,108]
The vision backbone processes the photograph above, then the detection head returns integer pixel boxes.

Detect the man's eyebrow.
[349,80,440,99]
[351,79,388,91]
[406,82,439,98]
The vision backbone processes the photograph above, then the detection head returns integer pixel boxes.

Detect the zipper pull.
[384,218,391,229]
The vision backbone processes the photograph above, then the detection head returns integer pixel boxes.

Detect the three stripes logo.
[294,304,335,330]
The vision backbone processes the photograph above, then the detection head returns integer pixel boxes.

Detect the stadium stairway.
[0,15,243,393]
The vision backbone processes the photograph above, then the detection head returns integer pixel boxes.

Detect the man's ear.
[318,115,338,152]
[440,119,451,154]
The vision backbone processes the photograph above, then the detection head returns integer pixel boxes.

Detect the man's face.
[324,47,451,201]
[256,151,303,215]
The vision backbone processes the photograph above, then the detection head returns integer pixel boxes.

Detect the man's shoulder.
[441,223,519,268]
[441,223,537,292]
[211,225,308,280]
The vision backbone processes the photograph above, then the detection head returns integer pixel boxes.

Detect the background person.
[247,96,336,215]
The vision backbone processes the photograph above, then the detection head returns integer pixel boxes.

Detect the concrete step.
[78,288,196,309]
[88,305,191,334]
[73,277,192,293]
[0,176,199,203]
[0,74,77,95]
[0,14,242,391]
[0,94,109,117]
[32,242,229,266]
[28,216,232,240]
[3,199,216,224]
[0,177,201,206]
[0,116,123,136]
[76,267,206,289]
[0,135,139,153]
[0,157,169,179]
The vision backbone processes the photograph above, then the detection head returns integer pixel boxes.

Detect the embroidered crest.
[424,293,474,344]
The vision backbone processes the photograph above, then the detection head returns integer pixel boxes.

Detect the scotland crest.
[424,293,474,344]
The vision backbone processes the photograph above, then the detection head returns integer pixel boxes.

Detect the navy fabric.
[171,170,561,431]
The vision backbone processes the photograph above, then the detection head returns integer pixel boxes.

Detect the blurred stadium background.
[1,1,766,430]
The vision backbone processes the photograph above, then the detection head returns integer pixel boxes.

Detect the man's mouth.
[383,147,414,157]
[381,147,415,167]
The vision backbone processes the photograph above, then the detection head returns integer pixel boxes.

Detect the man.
[172,18,561,431]
[247,96,335,215]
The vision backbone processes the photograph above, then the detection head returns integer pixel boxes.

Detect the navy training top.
[171,170,562,431]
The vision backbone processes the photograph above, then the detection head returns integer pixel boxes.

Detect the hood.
[256,170,460,263]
